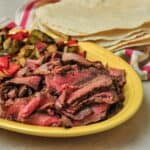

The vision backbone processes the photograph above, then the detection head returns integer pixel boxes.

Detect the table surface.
[0,1,149,150]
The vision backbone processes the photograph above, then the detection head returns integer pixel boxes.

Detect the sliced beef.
[0,105,4,117]
[16,67,29,77]
[92,91,119,104]
[54,64,78,74]
[62,52,104,69]
[0,84,18,100]
[0,47,125,127]
[45,68,99,93]
[45,75,60,92]
[18,94,41,120]
[7,76,41,90]
[84,103,109,124]
[55,90,67,109]
[73,68,100,87]
[18,85,33,97]
[61,115,73,128]
[26,57,44,70]
[67,75,112,104]
[62,107,92,121]
[74,103,109,126]
[17,92,55,120]
[62,52,93,67]
[7,88,18,99]
[33,57,63,75]
[66,91,118,114]
[5,99,14,107]
[4,98,29,119]
[109,68,126,86]
[33,62,51,75]
[38,92,56,111]
[3,85,33,99]
[45,75,71,93]
[25,113,60,126]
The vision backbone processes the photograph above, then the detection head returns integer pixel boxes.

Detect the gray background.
[0,0,149,150]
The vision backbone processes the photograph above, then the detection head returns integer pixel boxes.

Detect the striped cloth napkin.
[4,0,150,80]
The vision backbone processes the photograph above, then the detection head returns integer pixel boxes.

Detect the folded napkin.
[116,49,150,80]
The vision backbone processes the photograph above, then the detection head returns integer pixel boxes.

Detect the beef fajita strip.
[66,91,119,114]
[7,76,41,90]
[62,52,104,69]
[67,75,112,104]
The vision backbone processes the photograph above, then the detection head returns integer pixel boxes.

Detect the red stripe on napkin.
[20,1,35,28]
[125,49,133,57]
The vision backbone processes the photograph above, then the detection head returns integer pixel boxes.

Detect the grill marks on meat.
[45,68,98,93]
[67,75,112,104]
[66,91,118,114]
[0,52,126,127]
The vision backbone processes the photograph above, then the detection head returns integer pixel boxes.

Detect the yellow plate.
[0,42,143,137]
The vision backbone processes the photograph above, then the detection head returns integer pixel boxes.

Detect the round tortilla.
[114,42,150,51]
[95,31,149,47]
[35,0,150,36]
[77,29,149,41]
[108,35,150,51]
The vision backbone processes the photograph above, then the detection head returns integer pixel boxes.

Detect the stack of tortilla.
[32,0,150,51]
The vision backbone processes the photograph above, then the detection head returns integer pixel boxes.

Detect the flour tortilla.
[114,41,150,51]
[96,31,150,47]
[110,38,150,51]
[33,18,146,41]
[33,16,150,42]
[75,26,150,41]
[32,18,68,40]
[32,18,150,51]
[108,35,150,51]
[32,18,150,45]
[75,30,143,41]
[35,0,150,36]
